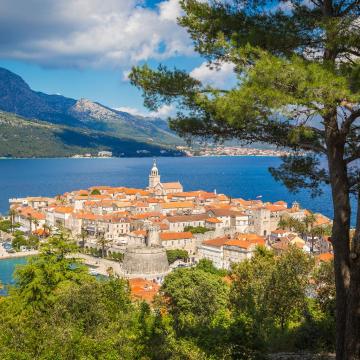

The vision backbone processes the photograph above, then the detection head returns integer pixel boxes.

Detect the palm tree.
[279,212,330,253]
[278,216,302,232]
[27,214,34,235]
[78,226,87,250]
[96,230,110,258]
[8,208,16,233]
[303,211,317,253]
[42,223,50,237]
[33,219,39,231]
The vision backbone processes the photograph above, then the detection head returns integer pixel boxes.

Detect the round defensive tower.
[123,223,169,282]
[123,246,169,281]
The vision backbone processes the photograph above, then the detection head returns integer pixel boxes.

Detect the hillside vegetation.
[0,111,182,158]
[0,67,182,153]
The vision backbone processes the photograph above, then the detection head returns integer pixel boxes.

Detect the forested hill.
[0,67,183,156]
[0,111,183,158]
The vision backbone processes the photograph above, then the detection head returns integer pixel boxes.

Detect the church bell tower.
[149,159,161,189]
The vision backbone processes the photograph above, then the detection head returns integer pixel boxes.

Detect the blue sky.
[0,0,235,117]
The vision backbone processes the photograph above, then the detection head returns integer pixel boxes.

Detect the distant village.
[178,145,293,157]
[4,160,333,299]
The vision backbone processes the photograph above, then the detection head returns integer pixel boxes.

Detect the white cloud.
[190,61,236,88]
[122,69,131,81]
[116,104,175,119]
[158,0,182,21]
[0,0,192,68]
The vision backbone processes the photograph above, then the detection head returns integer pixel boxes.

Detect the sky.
[0,0,236,118]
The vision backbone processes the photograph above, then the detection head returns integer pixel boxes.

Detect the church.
[148,160,183,197]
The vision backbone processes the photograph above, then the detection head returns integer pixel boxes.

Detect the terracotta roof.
[130,212,163,220]
[160,232,193,241]
[237,233,265,244]
[122,188,150,196]
[161,182,182,189]
[54,206,74,214]
[216,194,229,201]
[73,212,102,221]
[224,239,256,249]
[314,214,332,227]
[274,201,287,206]
[17,207,46,220]
[202,236,231,248]
[162,201,194,209]
[130,230,147,237]
[205,217,222,224]
[265,205,287,212]
[316,252,334,262]
[129,278,160,303]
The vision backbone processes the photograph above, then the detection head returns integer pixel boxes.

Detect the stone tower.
[149,159,160,189]
[145,222,160,247]
[122,221,169,282]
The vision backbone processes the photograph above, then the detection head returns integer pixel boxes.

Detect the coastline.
[0,154,285,160]
[0,250,38,260]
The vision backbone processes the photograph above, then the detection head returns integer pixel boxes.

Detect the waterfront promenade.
[74,253,122,277]
[0,245,38,260]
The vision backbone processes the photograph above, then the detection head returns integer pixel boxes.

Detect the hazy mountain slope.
[69,98,180,145]
[0,111,182,158]
[0,67,182,146]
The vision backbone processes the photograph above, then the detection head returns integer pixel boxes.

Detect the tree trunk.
[344,191,360,359]
[326,126,351,360]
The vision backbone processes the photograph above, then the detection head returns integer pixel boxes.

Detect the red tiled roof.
[202,236,230,248]
[160,232,193,241]
[129,278,160,303]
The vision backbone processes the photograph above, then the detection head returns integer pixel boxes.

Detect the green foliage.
[184,225,210,234]
[166,249,189,264]
[196,258,228,276]
[293,301,335,352]
[155,263,265,359]
[107,252,124,262]
[129,0,360,202]
[231,247,314,339]
[0,220,12,233]
[11,232,28,251]
[0,238,336,358]
[161,266,229,331]
[0,111,182,158]
[12,231,90,310]
[313,260,336,318]
[90,189,101,195]
[0,277,143,360]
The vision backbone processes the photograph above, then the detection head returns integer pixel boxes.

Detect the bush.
[184,226,210,234]
[166,249,189,264]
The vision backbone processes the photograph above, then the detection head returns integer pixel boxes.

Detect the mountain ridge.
[0,67,182,147]
[0,110,183,158]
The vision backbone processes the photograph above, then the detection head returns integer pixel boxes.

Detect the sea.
[0,156,335,217]
[0,156,356,289]
[0,256,28,295]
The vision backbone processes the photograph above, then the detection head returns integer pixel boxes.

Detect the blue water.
[0,156,356,288]
[0,257,28,295]
[0,156,335,219]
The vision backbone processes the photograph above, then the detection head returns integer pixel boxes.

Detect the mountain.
[0,111,183,158]
[0,67,182,148]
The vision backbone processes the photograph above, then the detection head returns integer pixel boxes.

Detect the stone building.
[148,160,183,197]
[123,222,169,282]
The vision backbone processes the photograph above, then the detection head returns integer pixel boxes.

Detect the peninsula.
[6,161,333,283]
